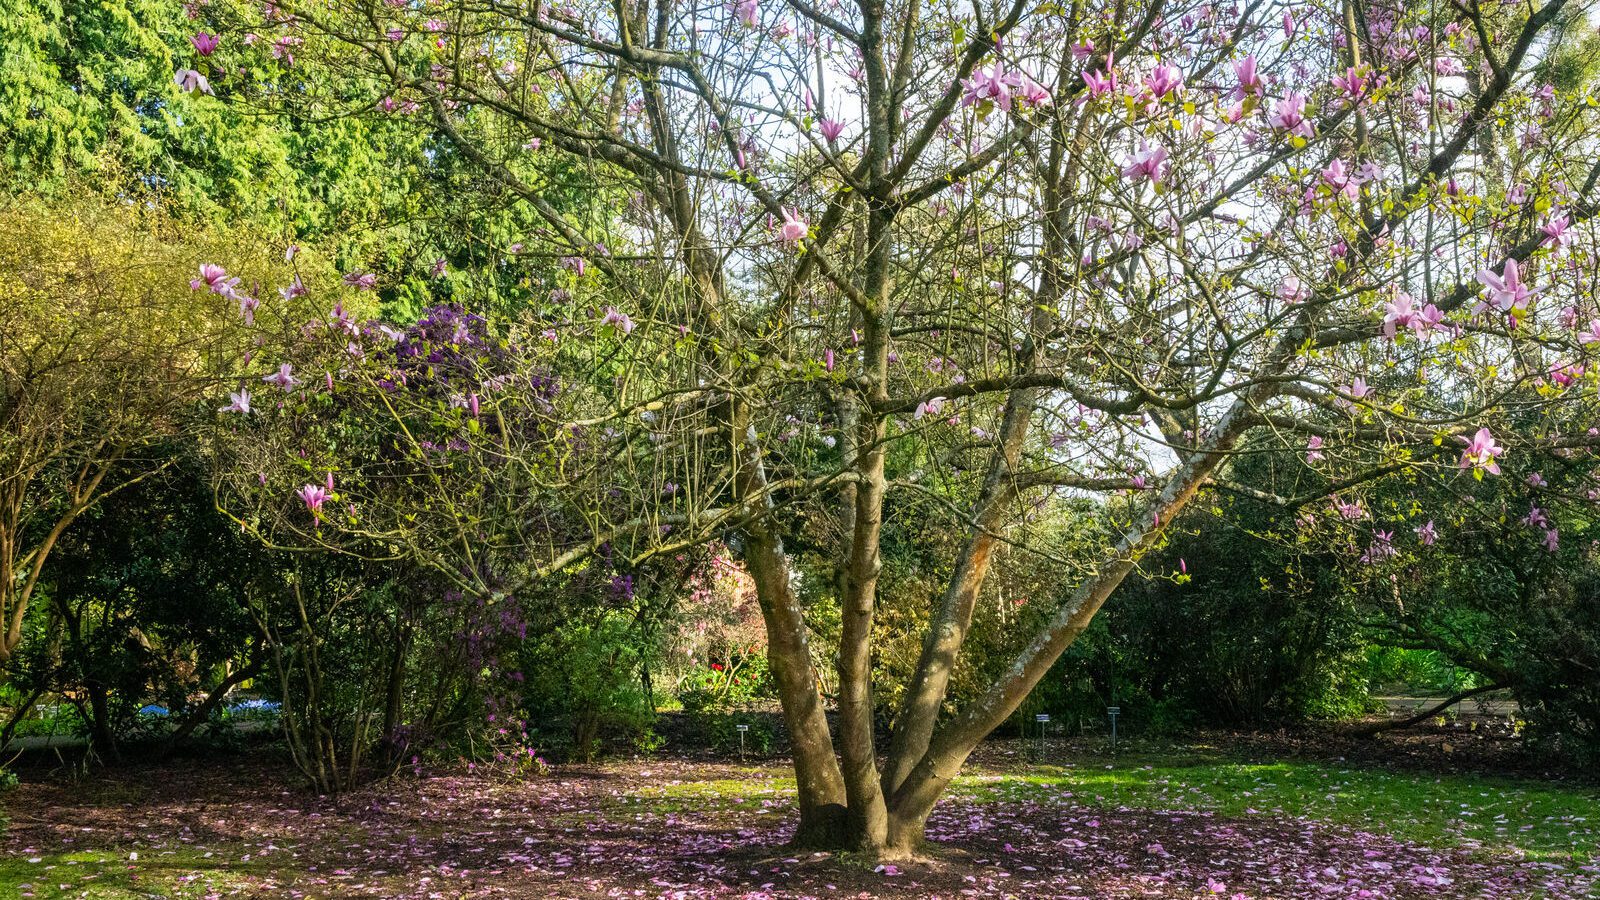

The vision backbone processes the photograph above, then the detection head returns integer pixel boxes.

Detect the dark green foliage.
[520,609,660,762]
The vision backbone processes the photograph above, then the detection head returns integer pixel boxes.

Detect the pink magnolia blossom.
[1268,93,1313,138]
[1120,142,1169,184]
[1320,158,1358,201]
[731,0,758,28]
[173,68,212,94]
[192,32,220,56]
[192,263,235,294]
[1143,63,1183,100]
[297,484,330,524]
[1382,292,1415,338]
[962,63,1016,112]
[220,389,252,414]
[1540,214,1570,250]
[1331,66,1368,101]
[600,306,636,333]
[1415,520,1438,545]
[1474,258,1536,314]
[262,363,298,392]
[913,396,947,420]
[1457,427,1504,476]
[1278,275,1310,304]
[1411,302,1445,336]
[1548,361,1585,388]
[1331,497,1364,520]
[818,118,845,144]
[1305,435,1324,462]
[1579,319,1600,344]
[1232,54,1262,97]
[777,207,808,244]
[342,271,378,290]
[1083,64,1118,98]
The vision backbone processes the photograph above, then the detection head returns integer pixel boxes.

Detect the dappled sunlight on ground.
[2,749,1597,898]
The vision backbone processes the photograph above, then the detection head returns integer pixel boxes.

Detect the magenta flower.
[220,389,252,414]
[1331,497,1364,520]
[238,293,259,326]
[962,63,1017,112]
[173,68,213,94]
[1548,361,1584,388]
[297,484,330,524]
[1457,427,1504,476]
[342,271,378,290]
[1475,258,1536,315]
[1278,275,1310,304]
[1331,66,1368,101]
[1541,214,1570,250]
[278,275,307,303]
[192,263,236,294]
[600,306,636,334]
[1143,64,1183,100]
[1014,73,1052,107]
[818,118,845,145]
[1233,54,1262,97]
[1382,292,1416,338]
[913,396,947,420]
[1411,303,1444,336]
[777,207,807,244]
[1268,93,1312,138]
[430,258,448,278]
[262,363,298,392]
[1120,142,1169,184]
[1320,159,1358,201]
[192,32,220,56]
[1415,520,1438,545]
[1083,65,1117,98]
[1305,435,1324,462]
[732,0,758,28]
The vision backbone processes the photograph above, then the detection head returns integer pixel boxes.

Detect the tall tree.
[204,0,1600,853]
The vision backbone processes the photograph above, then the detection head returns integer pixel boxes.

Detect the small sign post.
[1035,713,1050,762]
[736,723,749,760]
[1106,706,1121,749]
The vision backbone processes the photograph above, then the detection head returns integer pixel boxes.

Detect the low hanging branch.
[1350,682,1512,737]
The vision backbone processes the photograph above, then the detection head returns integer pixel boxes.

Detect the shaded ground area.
[5,735,1599,900]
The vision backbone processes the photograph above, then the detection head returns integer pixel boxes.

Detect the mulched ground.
[4,748,1596,899]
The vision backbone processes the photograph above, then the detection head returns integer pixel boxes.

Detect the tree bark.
[882,398,1258,852]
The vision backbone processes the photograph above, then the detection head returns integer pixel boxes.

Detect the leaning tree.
[191,0,1600,853]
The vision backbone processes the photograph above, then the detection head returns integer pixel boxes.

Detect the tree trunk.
[745,518,851,846]
[880,398,1259,850]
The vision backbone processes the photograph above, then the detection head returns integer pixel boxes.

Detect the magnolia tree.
[187,0,1600,854]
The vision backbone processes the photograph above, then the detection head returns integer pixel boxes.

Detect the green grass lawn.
[0,848,270,899]
[953,749,1599,866]
[635,747,1600,867]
